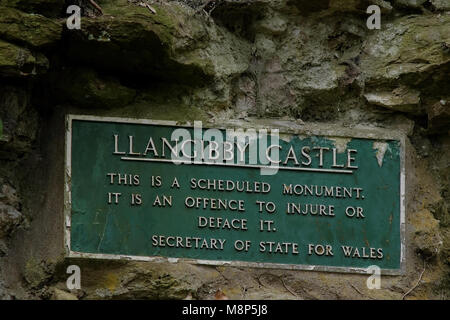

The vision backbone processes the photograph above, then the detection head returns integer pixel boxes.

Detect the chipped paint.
[373,141,389,167]
[279,133,294,143]
[329,137,352,153]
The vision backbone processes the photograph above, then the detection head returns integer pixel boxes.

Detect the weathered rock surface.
[0,203,21,238]
[0,0,449,300]
[66,0,251,81]
[0,181,21,237]
[427,99,450,133]
[0,86,38,158]
[411,209,443,257]
[430,0,450,10]
[393,0,428,9]
[361,14,450,88]
[0,183,19,208]
[54,68,137,109]
[51,288,78,300]
[364,86,422,114]
[0,40,48,77]
[0,7,62,48]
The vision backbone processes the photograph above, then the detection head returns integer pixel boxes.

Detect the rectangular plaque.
[65,115,405,274]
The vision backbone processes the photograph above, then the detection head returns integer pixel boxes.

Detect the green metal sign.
[65,115,405,274]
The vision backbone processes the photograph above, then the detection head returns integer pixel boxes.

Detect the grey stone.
[430,0,450,10]
[394,0,428,8]
[0,203,22,238]
[0,183,19,207]
[0,0,450,301]
[427,98,450,132]
[364,87,422,114]
[51,288,78,300]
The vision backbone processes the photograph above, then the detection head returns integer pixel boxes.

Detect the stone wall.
[0,0,449,299]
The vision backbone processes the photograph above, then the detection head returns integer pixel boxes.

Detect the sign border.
[64,114,406,275]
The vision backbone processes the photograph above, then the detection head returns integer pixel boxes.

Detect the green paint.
[68,117,402,272]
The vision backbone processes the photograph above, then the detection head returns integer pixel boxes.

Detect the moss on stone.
[0,39,46,76]
[24,258,52,288]
[361,14,450,86]
[55,68,136,109]
[0,7,62,49]
[65,0,249,81]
